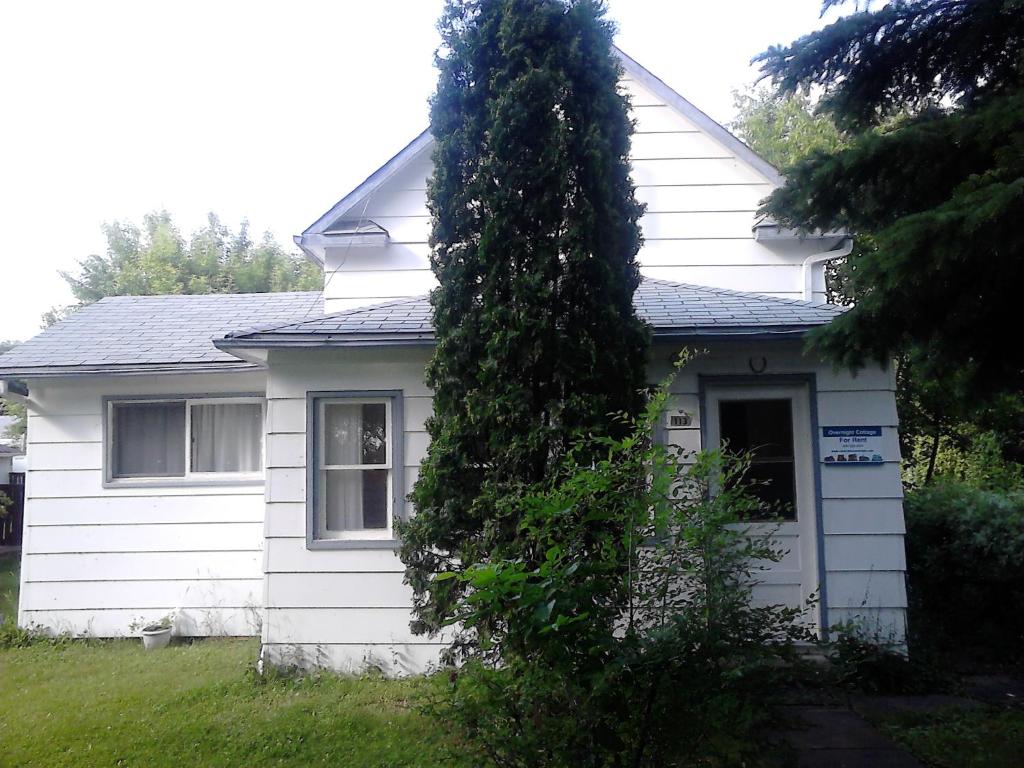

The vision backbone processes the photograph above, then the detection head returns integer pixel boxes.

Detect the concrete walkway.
[780,706,925,768]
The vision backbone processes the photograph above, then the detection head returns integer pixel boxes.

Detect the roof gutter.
[0,362,259,380]
[214,325,828,352]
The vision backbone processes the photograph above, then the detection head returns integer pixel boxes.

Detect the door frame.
[698,373,828,636]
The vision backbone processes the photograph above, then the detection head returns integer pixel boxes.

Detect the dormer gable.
[299,46,849,311]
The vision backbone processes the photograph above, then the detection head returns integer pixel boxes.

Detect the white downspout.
[802,237,854,303]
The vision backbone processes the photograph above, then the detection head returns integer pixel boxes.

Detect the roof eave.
[215,333,436,351]
[0,361,261,379]
[214,324,827,351]
[301,130,433,238]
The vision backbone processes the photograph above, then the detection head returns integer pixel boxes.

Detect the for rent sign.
[821,426,884,465]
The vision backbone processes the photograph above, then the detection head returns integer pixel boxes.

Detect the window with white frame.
[106,396,263,482]
[311,394,400,541]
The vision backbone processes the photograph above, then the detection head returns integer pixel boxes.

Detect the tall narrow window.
[314,396,398,539]
[718,399,797,520]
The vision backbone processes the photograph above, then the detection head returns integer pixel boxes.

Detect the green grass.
[0,639,476,768]
[878,708,1024,768]
[0,552,18,622]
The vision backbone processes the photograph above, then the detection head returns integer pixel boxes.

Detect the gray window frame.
[102,392,265,489]
[306,390,405,550]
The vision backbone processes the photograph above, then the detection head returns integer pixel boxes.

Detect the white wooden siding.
[261,342,907,672]
[654,342,908,643]
[322,75,839,313]
[18,372,267,638]
[261,348,440,674]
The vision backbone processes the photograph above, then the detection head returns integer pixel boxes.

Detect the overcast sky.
[0,0,840,341]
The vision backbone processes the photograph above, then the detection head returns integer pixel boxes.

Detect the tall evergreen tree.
[755,0,1024,402]
[401,0,650,639]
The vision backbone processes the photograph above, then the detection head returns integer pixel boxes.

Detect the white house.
[0,48,907,674]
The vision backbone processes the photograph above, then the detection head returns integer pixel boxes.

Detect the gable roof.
[0,292,322,378]
[296,46,781,264]
[216,278,844,349]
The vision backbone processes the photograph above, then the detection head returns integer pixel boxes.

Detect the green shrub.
[428,376,814,768]
[826,622,950,694]
[904,482,1024,664]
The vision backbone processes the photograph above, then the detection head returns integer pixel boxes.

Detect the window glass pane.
[719,399,796,520]
[324,402,387,466]
[112,401,186,478]
[719,400,793,460]
[191,403,263,473]
[324,469,389,530]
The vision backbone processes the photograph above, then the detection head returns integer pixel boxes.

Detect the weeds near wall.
[425,372,815,768]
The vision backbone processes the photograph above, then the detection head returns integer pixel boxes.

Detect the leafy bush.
[429,379,814,768]
[903,429,1024,491]
[904,482,1024,664]
[826,622,949,694]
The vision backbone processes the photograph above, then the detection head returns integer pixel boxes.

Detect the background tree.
[3,212,320,446]
[755,0,1024,405]
[47,210,321,321]
[0,341,25,447]
[731,87,843,171]
[731,87,856,305]
[401,0,650,643]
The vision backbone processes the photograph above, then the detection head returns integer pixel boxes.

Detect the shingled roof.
[0,292,322,378]
[0,281,843,378]
[217,279,844,349]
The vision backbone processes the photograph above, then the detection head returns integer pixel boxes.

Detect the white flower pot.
[141,626,173,650]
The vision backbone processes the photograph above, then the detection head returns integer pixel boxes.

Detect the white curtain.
[190,403,262,473]
[113,402,186,478]
[324,404,364,530]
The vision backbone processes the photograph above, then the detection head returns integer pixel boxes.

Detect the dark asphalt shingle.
[0,292,322,376]
[221,278,844,343]
[0,280,844,376]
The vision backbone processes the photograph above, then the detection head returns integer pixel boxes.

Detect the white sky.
[0,0,839,341]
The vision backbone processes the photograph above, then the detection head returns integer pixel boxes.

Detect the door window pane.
[111,401,186,478]
[324,469,389,530]
[191,403,263,473]
[719,399,796,520]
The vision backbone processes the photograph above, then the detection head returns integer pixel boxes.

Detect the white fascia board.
[300,130,433,238]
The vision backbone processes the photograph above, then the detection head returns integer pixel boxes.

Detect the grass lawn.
[0,638,476,768]
[0,551,18,622]
[878,708,1024,768]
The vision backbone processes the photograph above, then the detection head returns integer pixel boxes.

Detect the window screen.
[111,401,186,478]
[320,401,390,532]
[718,399,797,520]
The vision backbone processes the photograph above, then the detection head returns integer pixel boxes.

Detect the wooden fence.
[0,473,25,546]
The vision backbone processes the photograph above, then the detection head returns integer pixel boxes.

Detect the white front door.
[704,382,821,633]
